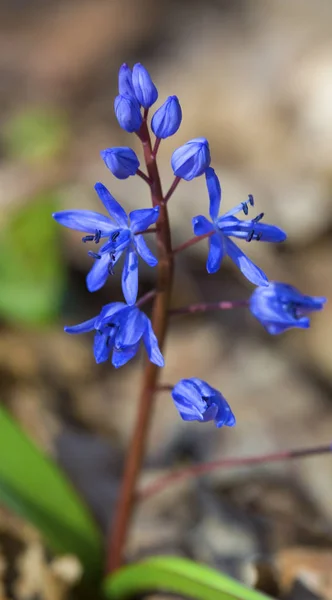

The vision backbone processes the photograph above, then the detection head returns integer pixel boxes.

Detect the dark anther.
[108,262,115,275]
[246,230,255,242]
[248,194,254,206]
[94,229,102,243]
[242,202,249,216]
[256,232,262,241]
[111,231,120,242]
[253,212,264,223]
[88,251,101,259]
[82,234,95,243]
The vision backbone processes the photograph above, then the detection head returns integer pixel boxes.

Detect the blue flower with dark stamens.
[114,94,143,133]
[171,138,211,181]
[52,182,159,305]
[65,302,164,368]
[101,147,140,179]
[132,63,158,109]
[193,167,287,286]
[151,96,182,139]
[172,378,236,428]
[249,282,326,334]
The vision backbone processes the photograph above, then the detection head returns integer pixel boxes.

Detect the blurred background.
[1,0,332,598]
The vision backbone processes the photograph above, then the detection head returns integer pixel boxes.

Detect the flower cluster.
[53,62,326,428]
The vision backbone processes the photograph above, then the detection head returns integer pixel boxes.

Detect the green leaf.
[0,192,66,326]
[0,406,102,581]
[4,108,69,163]
[105,555,274,600]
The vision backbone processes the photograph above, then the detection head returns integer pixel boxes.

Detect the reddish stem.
[137,168,152,185]
[107,120,174,573]
[164,176,181,204]
[139,442,332,501]
[169,300,249,316]
[152,137,161,157]
[136,289,157,308]
[172,231,213,255]
[134,227,157,236]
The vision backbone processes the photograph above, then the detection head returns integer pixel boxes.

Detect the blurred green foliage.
[0,192,66,326]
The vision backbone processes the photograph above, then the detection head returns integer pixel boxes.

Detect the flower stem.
[136,289,157,308]
[107,120,174,573]
[137,169,152,185]
[169,300,249,316]
[152,137,161,158]
[172,231,213,255]
[164,176,181,203]
[139,442,332,501]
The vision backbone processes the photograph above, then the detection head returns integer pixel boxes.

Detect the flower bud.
[118,63,135,96]
[171,137,211,181]
[114,94,142,133]
[151,95,182,139]
[101,147,140,179]
[132,63,158,109]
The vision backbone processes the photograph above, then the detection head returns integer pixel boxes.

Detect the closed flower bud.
[101,147,140,179]
[171,137,211,181]
[132,63,158,109]
[118,63,135,96]
[151,95,182,139]
[114,94,143,133]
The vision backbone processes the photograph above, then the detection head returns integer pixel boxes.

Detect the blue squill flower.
[250,282,326,334]
[132,63,158,109]
[171,138,211,181]
[101,147,140,179]
[193,167,287,287]
[172,378,236,428]
[114,94,143,133]
[65,302,164,368]
[53,183,159,305]
[118,63,135,96]
[151,96,182,139]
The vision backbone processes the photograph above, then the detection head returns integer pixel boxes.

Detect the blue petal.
[143,318,164,367]
[205,167,221,220]
[86,253,110,292]
[134,235,158,267]
[132,63,158,108]
[101,147,139,179]
[100,229,131,255]
[151,95,182,139]
[64,317,96,334]
[118,63,135,96]
[192,215,214,236]
[94,182,128,227]
[95,302,127,329]
[121,247,139,305]
[171,379,206,421]
[52,210,115,235]
[207,233,224,273]
[112,344,139,368]
[171,138,211,181]
[114,94,143,133]
[130,207,160,233]
[115,307,146,347]
[214,397,236,428]
[93,332,111,364]
[225,238,269,286]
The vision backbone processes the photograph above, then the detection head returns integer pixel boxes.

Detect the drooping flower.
[172,378,236,428]
[192,167,287,287]
[114,94,142,133]
[52,183,159,305]
[151,96,182,139]
[132,63,158,109]
[101,147,140,179]
[171,138,211,181]
[65,302,164,368]
[249,282,326,334]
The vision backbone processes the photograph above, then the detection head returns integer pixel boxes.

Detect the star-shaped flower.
[65,302,164,368]
[53,182,159,305]
[192,167,287,286]
[249,282,326,334]
[172,378,236,428]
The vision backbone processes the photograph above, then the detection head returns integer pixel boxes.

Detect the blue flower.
[114,94,143,133]
[132,63,158,109]
[172,378,236,428]
[151,96,182,139]
[171,138,211,181]
[52,183,159,305]
[193,167,287,287]
[249,282,326,334]
[101,147,140,179]
[118,63,135,96]
[65,302,164,368]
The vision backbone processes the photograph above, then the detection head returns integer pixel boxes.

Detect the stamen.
[82,234,95,243]
[246,230,255,242]
[242,202,249,216]
[88,251,101,259]
[94,229,102,243]
[256,232,262,241]
[248,194,254,206]
[108,261,115,275]
[111,231,120,242]
[253,212,264,223]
